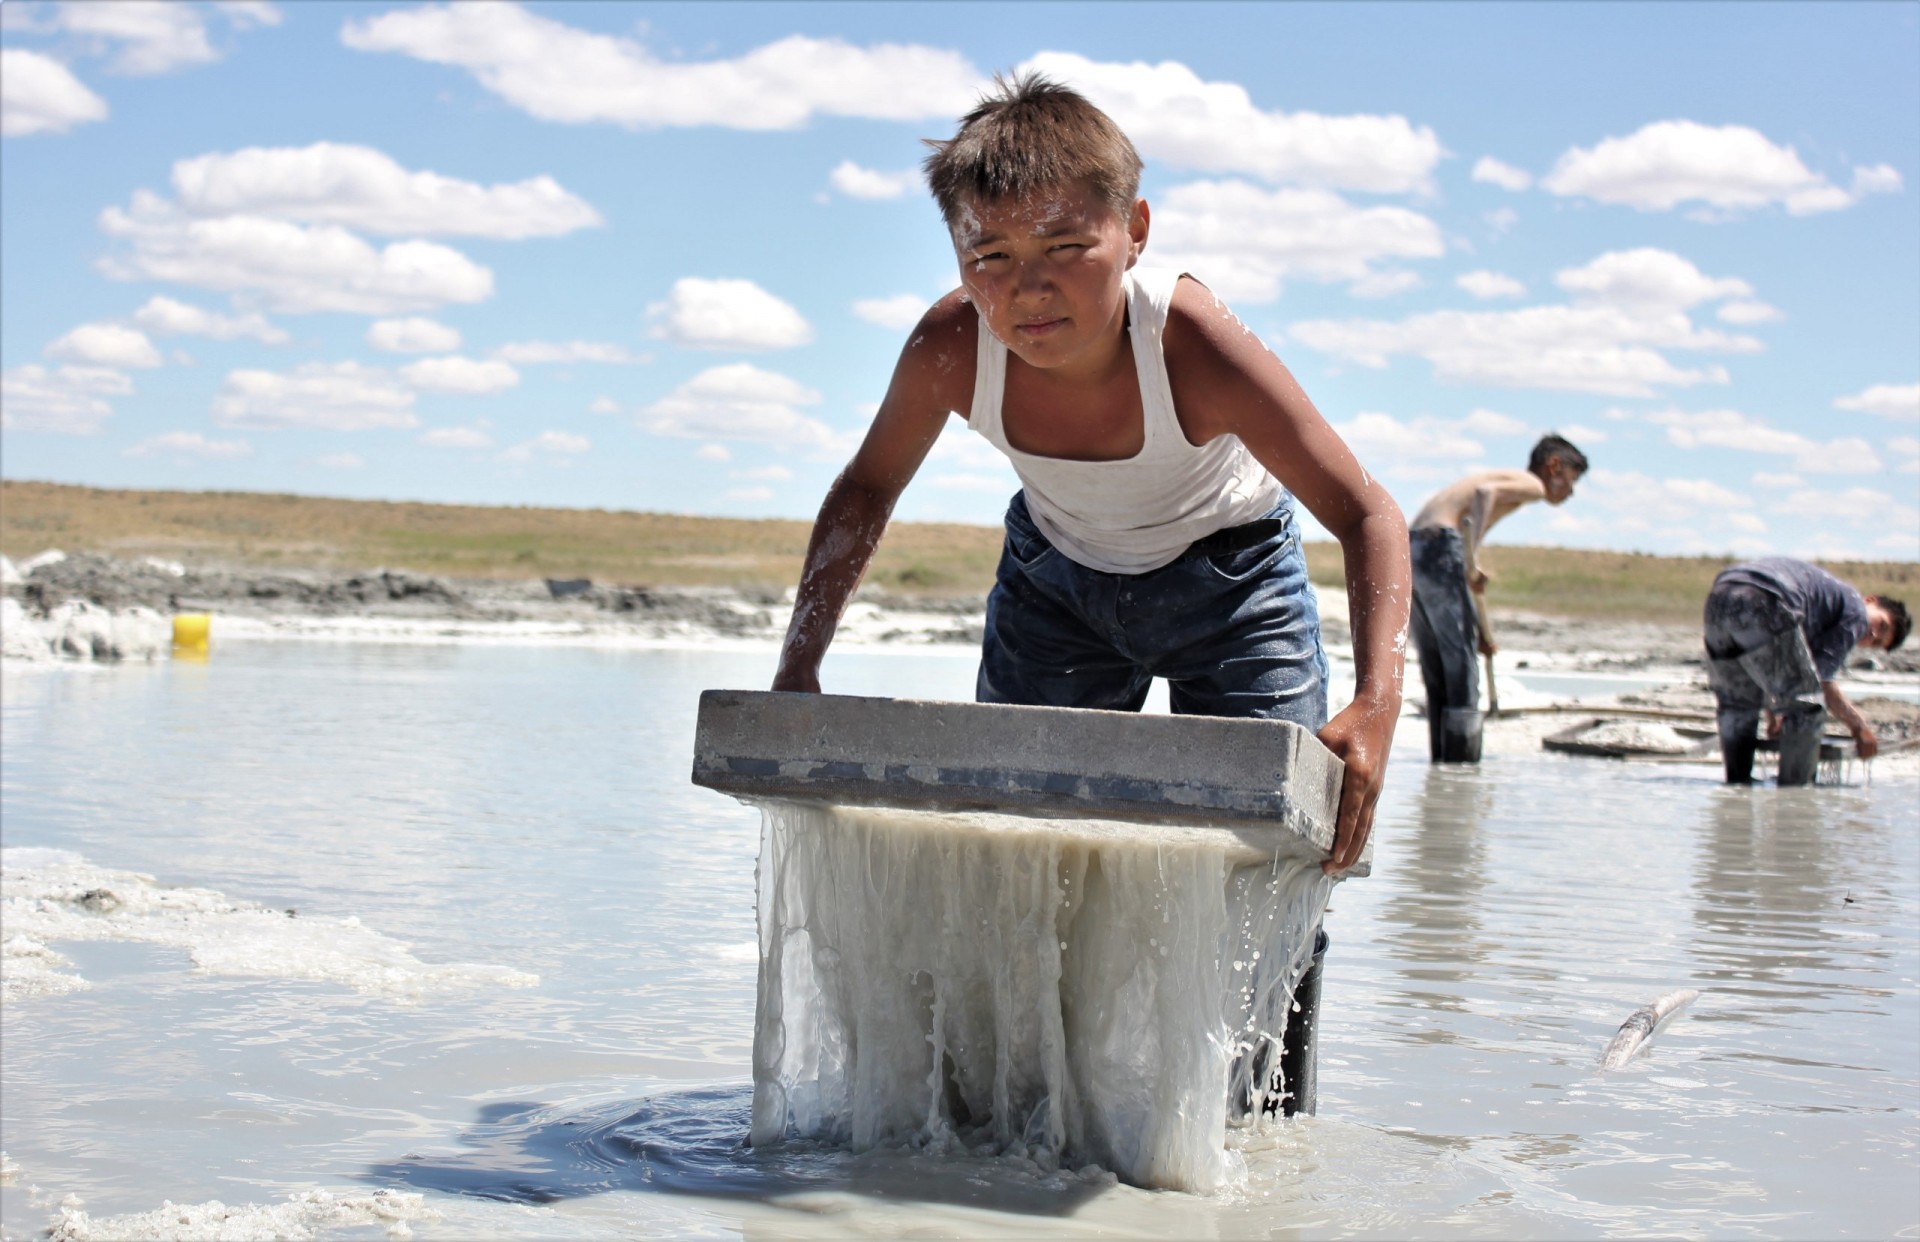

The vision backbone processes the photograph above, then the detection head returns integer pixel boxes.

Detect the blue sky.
[3,1,1916,560]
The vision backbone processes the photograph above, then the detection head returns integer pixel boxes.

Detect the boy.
[1703,557,1909,785]
[1405,435,1587,763]
[772,74,1409,876]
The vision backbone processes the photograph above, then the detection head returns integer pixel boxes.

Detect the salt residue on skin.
[1,850,537,1002]
[47,1188,438,1242]
[749,801,1334,1193]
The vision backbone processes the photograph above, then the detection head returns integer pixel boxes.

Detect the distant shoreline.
[4,478,1916,629]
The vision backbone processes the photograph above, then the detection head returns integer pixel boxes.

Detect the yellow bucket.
[172,613,211,651]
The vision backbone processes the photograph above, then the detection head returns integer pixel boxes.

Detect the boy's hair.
[1875,595,1911,650]
[922,72,1142,234]
[1528,433,1589,477]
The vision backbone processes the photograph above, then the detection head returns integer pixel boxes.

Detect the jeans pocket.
[1197,530,1295,585]
[1003,505,1058,573]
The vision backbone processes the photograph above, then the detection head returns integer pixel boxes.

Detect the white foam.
[750,801,1333,1192]
[1,850,538,1001]
[47,1188,438,1242]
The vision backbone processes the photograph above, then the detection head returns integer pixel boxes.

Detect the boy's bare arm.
[1822,681,1879,758]
[772,297,974,692]
[1165,281,1409,875]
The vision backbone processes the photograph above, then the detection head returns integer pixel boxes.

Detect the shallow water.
[3,642,1916,1239]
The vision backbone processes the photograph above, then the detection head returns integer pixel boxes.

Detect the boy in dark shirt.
[1704,558,1909,784]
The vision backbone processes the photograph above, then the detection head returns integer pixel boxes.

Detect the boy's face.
[1862,599,1897,650]
[1542,459,1581,505]
[951,181,1148,372]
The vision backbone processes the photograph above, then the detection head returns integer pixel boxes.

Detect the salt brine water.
[3,639,1916,1239]
[749,800,1334,1190]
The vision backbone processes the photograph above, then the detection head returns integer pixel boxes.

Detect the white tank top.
[967,266,1286,574]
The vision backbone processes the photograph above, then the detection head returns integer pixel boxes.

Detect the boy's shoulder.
[895,289,979,416]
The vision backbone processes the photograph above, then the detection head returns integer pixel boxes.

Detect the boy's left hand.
[1315,696,1397,876]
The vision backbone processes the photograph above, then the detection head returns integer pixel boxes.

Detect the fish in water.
[1601,988,1700,1070]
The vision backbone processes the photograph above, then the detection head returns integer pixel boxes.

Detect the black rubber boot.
[1776,705,1825,786]
[1718,709,1759,784]
[1277,927,1329,1117]
[1438,707,1483,763]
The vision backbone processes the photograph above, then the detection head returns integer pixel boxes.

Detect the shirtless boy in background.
[1406,435,1588,763]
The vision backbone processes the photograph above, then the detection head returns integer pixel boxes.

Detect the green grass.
[4,479,1913,623]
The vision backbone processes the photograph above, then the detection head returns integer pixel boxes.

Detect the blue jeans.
[1408,527,1483,763]
[976,493,1329,728]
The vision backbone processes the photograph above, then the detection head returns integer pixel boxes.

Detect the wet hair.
[1874,595,1911,650]
[922,72,1142,235]
[1528,433,1589,477]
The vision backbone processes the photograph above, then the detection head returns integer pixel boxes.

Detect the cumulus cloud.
[852,294,930,330]
[1889,437,1919,474]
[1647,407,1883,474]
[493,340,640,364]
[165,142,601,237]
[1716,300,1782,325]
[0,364,132,433]
[134,295,288,343]
[696,443,732,462]
[733,464,794,481]
[1752,471,1803,489]
[1150,181,1444,302]
[99,199,494,314]
[45,322,163,369]
[1557,467,1765,550]
[367,317,461,354]
[212,361,418,430]
[419,425,494,449]
[498,429,590,462]
[43,0,281,76]
[1542,120,1902,216]
[342,3,980,128]
[647,278,812,350]
[639,363,845,452]
[1470,157,1531,192]
[1456,270,1526,300]
[1023,51,1441,193]
[726,485,775,502]
[1560,423,1609,445]
[313,452,366,469]
[1333,411,1488,469]
[1,48,108,136]
[1834,382,1919,421]
[1287,248,1763,396]
[124,430,252,459]
[400,356,519,394]
[829,160,920,200]
[1348,270,1422,299]
[1784,485,1920,558]
[587,396,621,415]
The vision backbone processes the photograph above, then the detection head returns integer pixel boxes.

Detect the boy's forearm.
[1337,507,1412,708]
[773,474,895,688]
[1822,681,1866,733]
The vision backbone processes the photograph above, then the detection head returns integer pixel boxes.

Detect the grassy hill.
[4,479,1914,625]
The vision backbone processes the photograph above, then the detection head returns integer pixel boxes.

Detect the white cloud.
[696,443,732,462]
[342,3,980,128]
[166,142,601,237]
[0,364,132,434]
[1483,207,1519,234]
[0,48,108,135]
[829,160,919,200]
[313,452,367,469]
[400,356,520,394]
[498,429,590,462]
[419,425,495,449]
[1648,407,1884,474]
[1888,437,1919,474]
[587,396,621,415]
[853,294,930,330]
[726,486,775,502]
[1456,270,1526,300]
[367,317,462,354]
[1716,300,1782,325]
[1752,471,1803,488]
[1541,120,1902,216]
[1560,423,1609,445]
[1554,248,1752,308]
[1834,382,1919,421]
[493,340,639,364]
[1460,408,1529,436]
[45,322,164,369]
[134,295,287,343]
[639,363,844,452]
[1573,468,1756,540]
[124,430,252,460]
[1333,411,1486,466]
[647,278,812,350]
[99,199,495,314]
[1470,157,1531,192]
[1785,485,1919,537]
[1150,180,1444,302]
[732,464,794,481]
[1287,248,1762,396]
[56,0,218,75]
[1023,51,1441,193]
[212,361,418,430]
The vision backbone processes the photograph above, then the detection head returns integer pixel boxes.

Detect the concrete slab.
[691,690,1360,874]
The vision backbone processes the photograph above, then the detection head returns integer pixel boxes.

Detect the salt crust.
[751,801,1334,1193]
[1,849,537,1002]
[47,1188,438,1242]
[1576,720,1698,754]
[0,598,171,663]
